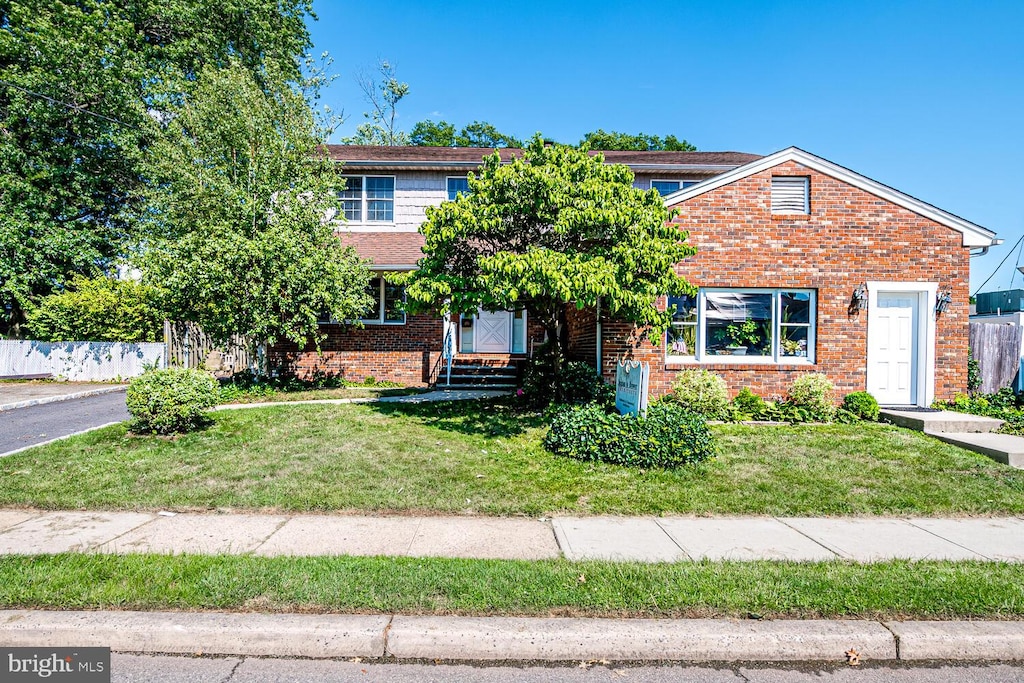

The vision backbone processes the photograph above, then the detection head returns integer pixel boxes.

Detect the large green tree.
[401,136,696,365]
[142,62,371,351]
[579,129,696,151]
[0,0,314,334]
[409,119,520,148]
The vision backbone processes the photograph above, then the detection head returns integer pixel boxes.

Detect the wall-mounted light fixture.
[848,284,868,315]
[935,290,952,315]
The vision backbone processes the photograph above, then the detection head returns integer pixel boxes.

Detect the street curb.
[386,616,896,662]
[0,611,390,659]
[0,385,127,412]
[3,611,1021,662]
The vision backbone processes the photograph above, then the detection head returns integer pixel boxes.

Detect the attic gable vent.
[771,176,809,214]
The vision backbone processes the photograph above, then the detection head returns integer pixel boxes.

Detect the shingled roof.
[340,232,425,268]
[327,145,761,173]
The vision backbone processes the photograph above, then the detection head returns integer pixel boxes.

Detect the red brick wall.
[594,160,970,402]
[269,313,444,386]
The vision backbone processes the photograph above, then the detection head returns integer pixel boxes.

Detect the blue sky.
[307,1,1023,293]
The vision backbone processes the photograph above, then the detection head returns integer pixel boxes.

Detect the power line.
[973,231,1024,296]
[0,79,140,129]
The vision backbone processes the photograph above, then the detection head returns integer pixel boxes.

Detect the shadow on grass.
[369,396,546,438]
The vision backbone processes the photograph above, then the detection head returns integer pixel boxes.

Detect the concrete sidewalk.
[1,509,1024,562]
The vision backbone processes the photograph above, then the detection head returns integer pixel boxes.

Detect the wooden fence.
[969,322,1024,394]
[163,321,259,376]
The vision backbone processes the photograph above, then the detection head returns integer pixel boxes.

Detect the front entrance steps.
[436,356,521,391]
[880,408,1024,468]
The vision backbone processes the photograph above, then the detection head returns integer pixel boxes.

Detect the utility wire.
[1010,237,1024,290]
[973,231,1024,296]
[0,78,140,129]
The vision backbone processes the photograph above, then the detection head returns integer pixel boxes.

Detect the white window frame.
[771,176,810,215]
[651,179,701,196]
[651,179,681,196]
[361,275,406,325]
[446,176,471,201]
[339,175,396,224]
[666,288,817,364]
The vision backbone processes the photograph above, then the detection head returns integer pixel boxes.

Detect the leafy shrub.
[544,401,715,469]
[519,350,613,408]
[787,373,835,420]
[732,387,765,417]
[667,369,729,418]
[554,361,615,407]
[25,276,164,342]
[842,391,880,421]
[126,368,219,434]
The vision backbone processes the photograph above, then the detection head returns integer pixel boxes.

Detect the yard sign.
[615,359,650,416]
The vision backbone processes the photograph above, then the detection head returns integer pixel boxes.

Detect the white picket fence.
[0,340,166,381]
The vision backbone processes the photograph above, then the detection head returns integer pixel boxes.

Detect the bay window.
[667,289,815,363]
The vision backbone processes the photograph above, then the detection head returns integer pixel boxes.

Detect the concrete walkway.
[2,509,1024,562]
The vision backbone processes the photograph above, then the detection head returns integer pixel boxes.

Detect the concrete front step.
[879,408,1004,434]
[930,432,1024,468]
[438,383,517,391]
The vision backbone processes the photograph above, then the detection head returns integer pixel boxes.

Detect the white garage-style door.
[867,291,920,405]
[473,310,512,353]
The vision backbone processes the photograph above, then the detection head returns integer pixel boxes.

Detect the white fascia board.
[662,147,997,248]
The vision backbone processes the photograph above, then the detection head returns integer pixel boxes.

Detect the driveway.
[0,391,129,456]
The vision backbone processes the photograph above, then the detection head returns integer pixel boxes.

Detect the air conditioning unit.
[976,289,1024,315]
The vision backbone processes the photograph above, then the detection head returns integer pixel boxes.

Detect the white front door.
[868,292,919,405]
[474,310,512,353]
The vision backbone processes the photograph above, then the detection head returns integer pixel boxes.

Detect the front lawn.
[2,554,1022,620]
[2,399,1023,515]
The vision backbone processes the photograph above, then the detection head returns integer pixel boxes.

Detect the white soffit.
[662,146,997,248]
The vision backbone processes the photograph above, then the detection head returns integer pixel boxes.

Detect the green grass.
[3,399,1024,515]
[1,554,1022,620]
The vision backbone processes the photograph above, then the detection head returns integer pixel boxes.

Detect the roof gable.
[661,147,997,248]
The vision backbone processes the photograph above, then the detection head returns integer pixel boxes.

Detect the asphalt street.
[110,656,1024,683]
[0,391,129,455]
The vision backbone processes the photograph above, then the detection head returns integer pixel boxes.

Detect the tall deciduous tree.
[579,129,696,151]
[401,136,696,365]
[341,59,409,146]
[0,0,314,334]
[143,62,371,351]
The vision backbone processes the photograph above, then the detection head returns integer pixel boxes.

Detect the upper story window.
[447,176,470,201]
[651,179,700,196]
[340,176,395,223]
[362,276,406,325]
[771,176,810,214]
[667,288,815,363]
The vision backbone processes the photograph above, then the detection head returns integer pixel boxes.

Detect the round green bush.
[732,387,765,417]
[787,373,835,420]
[126,367,219,434]
[842,391,880,421]
[544,401,716,469]
[668,369,729,418]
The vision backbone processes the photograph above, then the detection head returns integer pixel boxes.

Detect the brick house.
[271,145,997,407]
